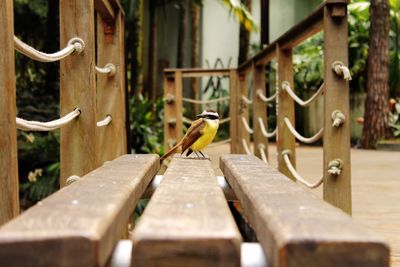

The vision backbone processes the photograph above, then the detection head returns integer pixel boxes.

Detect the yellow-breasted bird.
[160,110,219,161]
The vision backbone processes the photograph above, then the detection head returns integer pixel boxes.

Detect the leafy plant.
[129,95,164,155]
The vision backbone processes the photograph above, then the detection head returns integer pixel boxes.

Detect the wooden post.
[96,10,127,165]
[0,0,19,225]
[252,64,269,160]
[60,0,97,187]
[229,70,239,153]
[323,2,352,214]
[163,71,183,153]
[238,73,251,154]
[276,45,296,180]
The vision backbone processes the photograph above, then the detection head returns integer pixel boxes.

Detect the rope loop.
[241,138,252,155]
[16,108,81,131]
[241,116,254,134]
[66,175,81,186]
[257,143,268,163]
[282,150,324,189]
[241,95,253,105]
[332,61,352,81]
[258,118,277,138]
[67,37,85,54]
[281,81,324,107]
[97,115,112,127]
[95,63,116,77]
[328,159,343,176]
[257,89,277,103]
[14,36,85,62]
[283,117,323,144]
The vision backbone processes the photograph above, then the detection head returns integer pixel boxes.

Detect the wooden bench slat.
[0,154,159,267]
[132,156,242,267]
[220,155,389,267]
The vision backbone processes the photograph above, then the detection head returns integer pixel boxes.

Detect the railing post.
[229,70,240,153]
[96,10,127,165]
[323,2,351,214]
[163,71,183,153]
[276,45,296,180]
[60,0,97,187]
[0,0,19,225]
[238,73,251,154]
[252,64,269,161]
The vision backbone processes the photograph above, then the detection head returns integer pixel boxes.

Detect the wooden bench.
[220,154,389,267]
[132,155,242,267]
[0,154,159,267]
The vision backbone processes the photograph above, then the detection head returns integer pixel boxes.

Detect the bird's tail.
[160,141,182,162]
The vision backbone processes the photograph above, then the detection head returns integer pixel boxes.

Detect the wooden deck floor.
[205,144,400,267]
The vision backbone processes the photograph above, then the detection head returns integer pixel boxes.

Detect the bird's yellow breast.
[190,119,219,151]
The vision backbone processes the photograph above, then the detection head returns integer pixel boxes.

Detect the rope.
[258,118,276,138]
[209,138,231,147]
[258,143,268,163]
[66,175,81,186]
[241,138,252,155]
[16,108,81,131]
[97,115,112,127]
[257,90,277,103]
[283,117,323,144]
[182,96,230,104]
[95,63,116,77]
[14,36,85,62]
[281,81,324,107]
[332,61,352,81]
[241,95,253,105]
[241,116,254,134]
[282,150,323,189]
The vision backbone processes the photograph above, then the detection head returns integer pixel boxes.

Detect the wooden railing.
[163,0,351,214]
[0,0,127,225]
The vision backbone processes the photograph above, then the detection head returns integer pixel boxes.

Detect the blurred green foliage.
[129,95,164,155]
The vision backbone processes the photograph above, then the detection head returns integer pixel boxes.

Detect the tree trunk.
[190,2,201,116]
[177,0,189,68]
[361,0,390,148]
[238,0,251,65]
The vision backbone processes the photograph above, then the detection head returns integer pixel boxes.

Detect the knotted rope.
[332,61,352,81]
[281,81,324,107]
[97,115,112,127]
[283,117,323,144]
[14,36,85,62]
[95,63,116,77]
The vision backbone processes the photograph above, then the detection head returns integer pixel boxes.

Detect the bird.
[160,109,219,161]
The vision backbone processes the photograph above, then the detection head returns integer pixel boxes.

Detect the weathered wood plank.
[96,11,127,165]
[323,2,352,214]
[276,46,296,180]
[0,155,159,267]
[165,68,232,78]
[60,0,97,186]
[0,0,19,225]
[220,154,389,267]
[132,156,242,267]
[238,73,251,154]
[229,70,240,153]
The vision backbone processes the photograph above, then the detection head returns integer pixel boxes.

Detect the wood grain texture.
[229,70,239,153]
[60,0,98,186]
[276,46,296,180]
[0,0,19,225]
[132,156,242,267]
[96,11,127,165]
[323,3,352,214]
[163,71,183,151]
[0,154,159,267]
[252,64,269,160]
[220,154,389,267]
